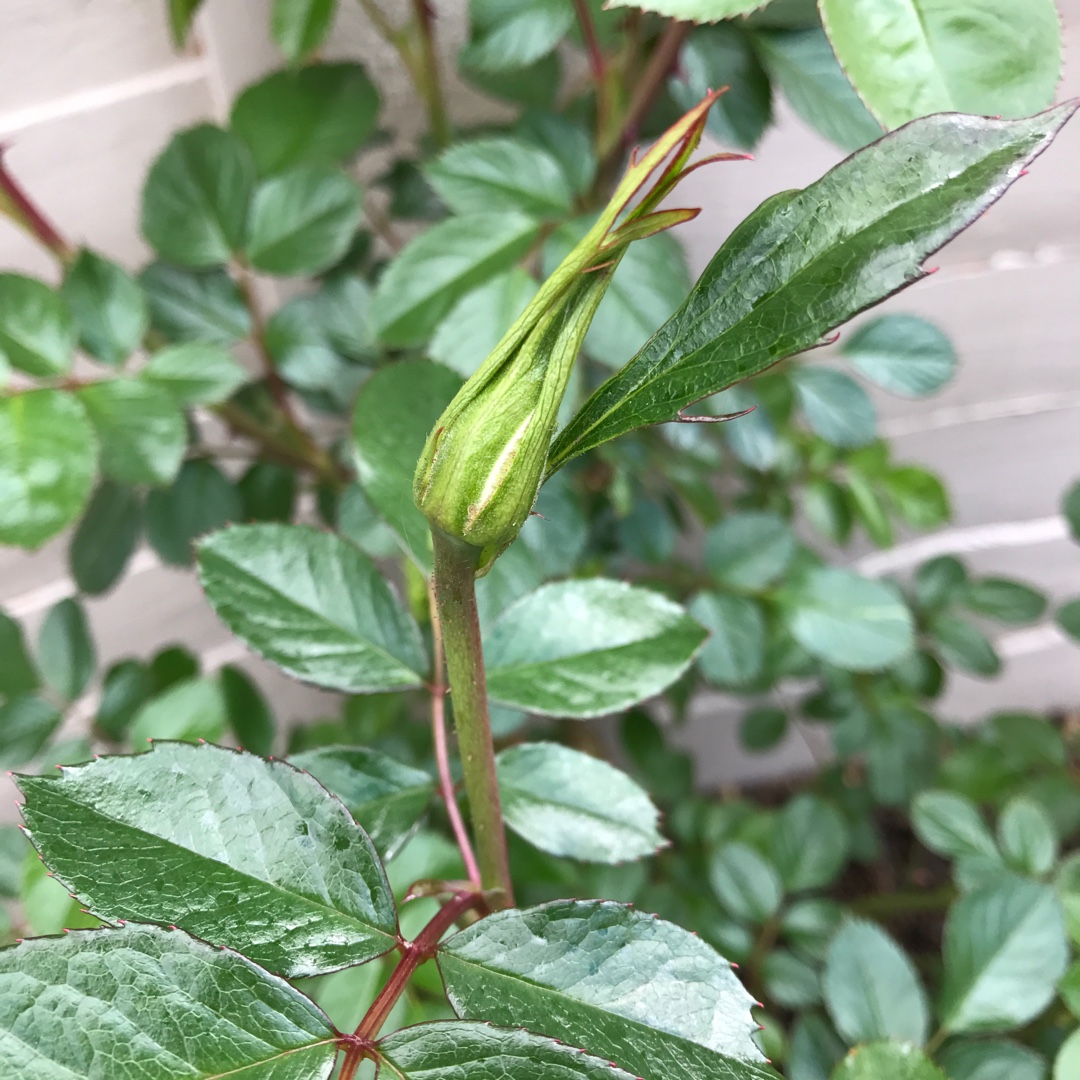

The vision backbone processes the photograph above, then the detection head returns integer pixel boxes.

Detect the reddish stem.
[0,146,74,263]
[572,0,606,86]
[429,583,482,889]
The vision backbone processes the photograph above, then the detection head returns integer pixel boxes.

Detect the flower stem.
[0,146,74,264]
[430,529,513,906]
[428,581,482,889]
[410,0,452,148]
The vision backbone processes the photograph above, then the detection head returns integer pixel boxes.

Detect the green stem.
[430,529,514,906]
[410,0,452,148]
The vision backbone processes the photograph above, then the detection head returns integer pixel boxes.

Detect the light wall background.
[0,0,1078,790]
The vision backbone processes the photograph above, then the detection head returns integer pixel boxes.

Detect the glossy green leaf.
[483,579,708,718]
[605,0,763,17]
[0,389,96,549]
[76,378,186,487]
[709,842,783,924]
[233,62,377,175]
[831,1043,946,1080]
[962,578,1047,625]
[462,0,575,72]
[912,790,998,860]
[20,741,398,977]
[997,796,1057,878]
[142,342,248,406]
[37,598,94,702]
[272,0,336,64]
[60,250,148,366]
[145,459,241,566]
[219,664,275,757]
[0,925,339,1078]
[545,225,691,370]
[374,212,540,347]
[671,25,772,150]
[128,676,227,744]
[439,900,771,1080]
[69,480,141,595]
[0,611,38,697]
[140,261,251,345]
[931,615,1001,677]
[0,273,75,377]
[548,105,1077,471]
[690,592,766,687]
[753,28,884,151]
[1055,1032,1080,1080]
[940,877,1069,1033]
[0,696,62,768]
[197,523,427,693]
[495,741,664,863]
[378,1021,639,1080]
[705,511,796,590]
[248,166,361,276]
[351,359,463,571]
[823,918,929,1044]
[430,270,538,378]
[140,124,255,267]
[772,794,850,892]
[784,567,915,671]
[938,1038,1047,1080]
[426,137,574,218]
[94,660,153,740]
[842,314,956,396]
[290,745,435,860]
[819,0,1062,129]
[739,706,788,751]
[793,366,877,448]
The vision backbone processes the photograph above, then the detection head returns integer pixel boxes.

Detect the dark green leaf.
[37,598,94,702]
[129,676,227,744]
[483,579,708,718]
[378,1021,639,1080]
[784,567,914,671]
[938,1039,1047,1080]
[140,261,251,345]
[739,706,788,751]
[76,378,186,486]
[690,592,766,687]
[439,900,771,1080]
[290,745,434,859]
[823,918,929,1044]
[140,124,255,267]
[232,62,379,175]
[517,110,596,196]
[20,741,398,977]
[150,646,200,692]
[69,480,142,595]
[753,28,884,151]
[831,1042,946,1080]
[802,477,852,544]
[709,842,783,923]
[940,877,1069,1033]
[197,523,427,693]
[671,25,772,150]
[997,796,1057,878]
[462,51,561,108]
[0,273,75,377]
[1057,598,1080,643]
[145,459,241,566]
[885,466,950,529]
[142,342,248,405]
[913,554,967,611]
[819,0,1062,128]
[0,695,61,768]
[772,794,850,892]
[248,166,361,276]
[0,389,96,549]
[0,825,26,897]
[238,461,298,522]
[705,511,796,590]
[788,1013,845,1080]
[961,578,1047,624]
[912,790,998,860]
[793,366,877,448]
[0,610,39,697]
[842,314,956,396]
[351,359,463,571]
[495,742,664,863]
[783,900,843,959]
[430,270,538,378]
[931,615,1001,677]
[60,249,148,365]
[0,925,339,1078]
[220,664,275,757]
[847,470,894,547]
[272,0,337,64]
[461,0,575,72]
[373,212,540,347]
[425,137,574,218]
[1064,480,1080,541]
[94,659,153,740]
[548,105,1077,471]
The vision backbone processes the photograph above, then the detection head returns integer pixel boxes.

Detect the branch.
[0,146,75,264]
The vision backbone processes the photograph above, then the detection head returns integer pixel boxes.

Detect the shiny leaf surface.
[61,250,148,366]
[0,274,75,377]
